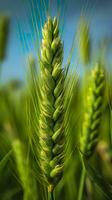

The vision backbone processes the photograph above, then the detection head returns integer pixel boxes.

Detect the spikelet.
[78,18,91,65]
[12,139,37,200]
[80,63,105,157]
[0,15,10,61]
[39,17,65,192]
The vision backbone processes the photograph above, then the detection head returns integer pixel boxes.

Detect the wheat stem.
[48,191,55,200]
[51,191,55,200]
[78,154,86,200]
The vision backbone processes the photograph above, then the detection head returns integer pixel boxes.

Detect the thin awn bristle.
[39,17,65,192]
[80,63,105,157]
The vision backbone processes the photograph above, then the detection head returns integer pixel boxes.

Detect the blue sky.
[0,0,112,82]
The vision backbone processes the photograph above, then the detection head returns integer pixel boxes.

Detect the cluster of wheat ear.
[80,63,105,157]
[39,17,65,193]
[78,63,105,200]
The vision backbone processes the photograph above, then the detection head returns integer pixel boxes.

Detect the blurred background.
[0,0,112,82]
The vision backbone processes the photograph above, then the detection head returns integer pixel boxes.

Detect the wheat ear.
[80,63,105,157]
[39,17,65,193]
[78,63,105,200]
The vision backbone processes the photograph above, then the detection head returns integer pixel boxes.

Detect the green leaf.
[0,150,12,173]
[1,187,21,200]
[84,157,112,200]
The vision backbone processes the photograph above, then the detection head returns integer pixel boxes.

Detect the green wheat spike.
[80,63,105,157]
[39,17,65,193]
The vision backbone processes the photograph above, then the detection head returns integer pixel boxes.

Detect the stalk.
[51,191,55,200]
[78,155,86,200]
[48,191,55,200]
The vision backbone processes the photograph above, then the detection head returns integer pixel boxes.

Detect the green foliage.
[0,151,12,173]
[12,139,37,200]
[84,156,112,200]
